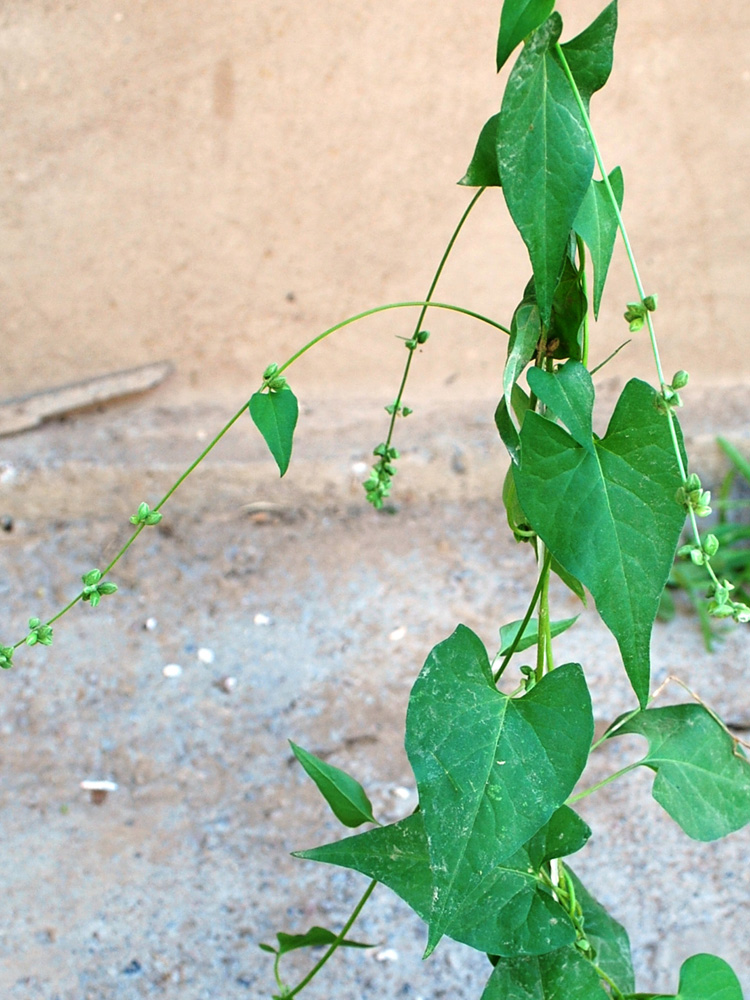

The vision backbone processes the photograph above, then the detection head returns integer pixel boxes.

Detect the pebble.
[197,647,215,664]
[144,617,158,631]
[162,664,182,678]
[254,613,272,626]
[375,948,399,962]
[389,626,407,642]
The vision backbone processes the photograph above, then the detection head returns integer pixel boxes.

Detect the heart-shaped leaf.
[294,810,579,958]
[405,625,593,953]
[249,386,298,477]
[513,364,686,705]
[481,945,604,999]
[629,953,744,1000]
[290,741,377,828]
[612,704,750,840]
[559,1,618,110]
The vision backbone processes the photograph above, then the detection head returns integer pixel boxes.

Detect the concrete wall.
[2,1,749,410]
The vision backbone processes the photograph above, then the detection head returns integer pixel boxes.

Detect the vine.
[3,2,749,999]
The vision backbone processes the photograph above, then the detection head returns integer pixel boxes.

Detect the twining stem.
[494,549,552,682]
[280,879,377,999]
[7,296,508,652]
[554,43,723,589]
[536,543,553,682]
[566,761,640,805]
[575,235,590,368]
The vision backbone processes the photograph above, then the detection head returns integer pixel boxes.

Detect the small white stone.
[254,613,272,626]
[197,647,215,664]
[393,786,411,800]
[351,461,368,476]
[144,617,158,631]
[163,663,182,678]
[80,780,118,792]
[375,948,399,963]
[389,625,407,642]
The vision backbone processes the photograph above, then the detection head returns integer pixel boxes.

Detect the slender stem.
[536,544,553,679]
[576,234,590,368]
[494,549,552,682]
[589,706,641,753]
[283,879,377,999]
[566,761,640,805]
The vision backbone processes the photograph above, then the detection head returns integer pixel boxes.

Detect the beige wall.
[2,1,749,411]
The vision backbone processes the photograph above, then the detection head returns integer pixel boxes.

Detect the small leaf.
[525,805,591,868]
[289,741,377,828]
[295,811,576,958]
[611,704,750,840]
[481,944,604,1000]
[550,557,587,604]
[249,387,299,477]
[496,0,555,72]
[527,361,594,452]
[514,366,686,705]
[574,166,624,317]
[503,300,541,431]
[495,382,532,464]
[559,1,618,110]
[405,625,593,954]
[566,868,635,992]
[275,925,373,956]
[636,953,744,1000]
[522,254,587,361]
[497,15,594,324]
[459,113,501,187]
[499,615,579,655]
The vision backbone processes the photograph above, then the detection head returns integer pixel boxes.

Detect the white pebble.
[197,647,215,664]
[389,626,407,642]
[351,461,368,476]
[254,613,272,626]
[162,663,182,678]
[375,948,399,963]
[393,786,411,800]
[144,617,158,631]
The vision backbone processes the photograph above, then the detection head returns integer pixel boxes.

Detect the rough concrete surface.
[0,393,749,999]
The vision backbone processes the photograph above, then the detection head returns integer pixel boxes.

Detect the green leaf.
[481,945,604,1000]
[550,557,587,604]
[496,0,556,72]
[611,704,750,840]
[459,113,502,187]
[527,362,593,451]
[514,365,686,705]
[559,1,618,110]
[404,625,593,954]
[289,741,377,828]
[630,953,744,1000]
[499,615,579,655]
[261,925,373,957]
[566,868,635,992]
[294,811,577,958]
[497,14,594,324]
[574,166,624,317]
[249,386,299,477]
[525,805,591,868]
[504,301,542,432]
[522,254,588,361]
[495,382,532,464]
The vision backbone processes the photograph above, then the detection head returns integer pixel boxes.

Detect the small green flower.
[0,645,14,670]
[130,502,163,526]
[26,618,53,647]
[81,569,118,608]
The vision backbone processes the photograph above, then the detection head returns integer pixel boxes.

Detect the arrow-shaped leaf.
[259,925,373,956]
[497,15,594,324]
[496,0,555,72]
[611,704,750,840]
[559,1,618,110]
[249,386,298,477]
[499,615,579,655]
[295,809,579,958]
[574,166,624,317]
[459,113,502,187]
[481,945,604,1000]
[404,625,593,954]
[513,365,686,705]
[290,741,377,828]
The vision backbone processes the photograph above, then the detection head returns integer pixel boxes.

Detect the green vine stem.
[493,549,552,683]
[279,879,377,999]
[554,42,725,597]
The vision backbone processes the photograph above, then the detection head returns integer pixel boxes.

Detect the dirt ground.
[2,2,750,998]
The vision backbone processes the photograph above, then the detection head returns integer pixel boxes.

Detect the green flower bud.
[672,370,689,390]
[643,294,658,312]
[703,534,719,558]
[262,363,279,379]
[416,330,430,344]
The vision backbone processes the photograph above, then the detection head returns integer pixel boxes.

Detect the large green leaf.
[612,704,750,840]
[559,1,618,110]
[567,868,634,992]
[481,945,604,1000]
[496,0,556,72]
[459,113,502,187]
[513,363,686,705]
[289,741,377,828]
[496,14,594,324]
[249,387,298,477]
[629,953,744,1000]
[294,810,580,958]
[574,166,624,317]
[404,625,593,953]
